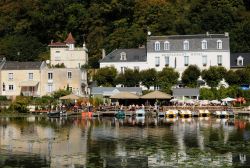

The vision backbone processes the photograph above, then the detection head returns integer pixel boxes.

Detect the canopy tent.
[110,92,139,99]
[221,97,236,102]
[140,91,171,99]
[59,94,81,100]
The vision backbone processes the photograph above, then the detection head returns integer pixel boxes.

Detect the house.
[100,48,147,73]
[172,88,200,100]
[100,32,230,75]
[0,60,46,98]
[230,53,250,69]
[49,32,88,68]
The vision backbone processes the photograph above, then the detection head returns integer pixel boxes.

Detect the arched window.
[201,40,207,49]
[155,41,160,51]
[164,41,170,50]
[217,40,222,49]
[237,56,244,66]
[183,40,189,50]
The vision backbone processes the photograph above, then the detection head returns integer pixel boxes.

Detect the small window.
[2,83,5,91]
[47,83,53,93]
[201,40,207,50]
[155,57,160,67]
[67,71,72,79]
[183,40,189,50]
[8,73,13,80]
[164,41,170,50]
[120,52,127,61]
[165,56,169,66]
[217,55,222,66]
[237,56,244,66]
[217,40,222,49]
[202,55,207,66]
[48,72,53,80]
[155,41,160,51]
[184,56,189,66]
[9,85,14,91]
[28,73,33,80]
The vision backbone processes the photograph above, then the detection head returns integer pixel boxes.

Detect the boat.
[192,111,199,117]
[215,111,229,118]
[115,110,125,118]
[47,110,67,118]
[198,109,210,117]
[165,110,178,118]
[158,111,165,118]
[179,110,192,118]
[135,109,145,117]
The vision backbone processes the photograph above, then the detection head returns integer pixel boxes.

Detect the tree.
[181,65,201,87]
[93,66,117,86]
[201,66,227,88]
[224,70,240,86]
[157,67,179,93]
[116,69,141,87]
[140,68,158,89]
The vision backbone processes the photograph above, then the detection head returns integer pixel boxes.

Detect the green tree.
[201,66,227,88]
[224,70,240,86]
[93,66,117,86]
[52,89,71,100]
[140,68,158,89]
[116,69,141,87]
[157,67,179,93]
[181,65,201,87]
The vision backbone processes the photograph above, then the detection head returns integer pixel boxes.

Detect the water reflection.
[0,116,250,167]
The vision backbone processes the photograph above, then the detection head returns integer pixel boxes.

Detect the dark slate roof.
[230,53,250,68]
[100,48,146,63]
[172,88,200,97]
[91,87,142,95]
[2,61,43,70]
[147,33,230,52]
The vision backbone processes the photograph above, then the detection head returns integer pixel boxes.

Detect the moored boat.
[165,110,178,118]
[158,111,165,118]
[198,109,210,117]
[47,110,67,118]
[115,110,125,118]
[136,109,145,117]
[179,110,192,118]
[215,111,229,118]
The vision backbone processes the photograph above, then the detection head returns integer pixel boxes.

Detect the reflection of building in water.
[0,119,88,167]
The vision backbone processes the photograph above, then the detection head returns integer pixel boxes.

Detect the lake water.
[0,115,250,168]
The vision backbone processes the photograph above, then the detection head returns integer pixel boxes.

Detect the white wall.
[100,62,149,73]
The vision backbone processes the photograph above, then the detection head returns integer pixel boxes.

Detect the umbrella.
[210,100,221,104]
[221,97,236,102]
[170,98,178,102]
[59,94,81,100]
[140,90,171,99]
[110,92,139,99]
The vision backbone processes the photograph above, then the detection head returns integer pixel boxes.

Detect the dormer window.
[120,52,127,61]
[164,41,170,50]
[217,40,222,49]
[237,56,244,66]
[183,40,189,50]
[201,40,207,49]
[155,41,160,51]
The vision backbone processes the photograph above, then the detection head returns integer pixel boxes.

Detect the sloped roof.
[64,32,76,44]
[110,92,139,99]
[141,90,171,99]
[2,61,43,70]
[172,88,200,97]
[60,94,81,100]
[48,41,67,47]
[100,48,146,63]
[91,87,142,95]
[230,53,250,68]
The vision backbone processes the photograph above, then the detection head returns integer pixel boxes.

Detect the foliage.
[52,63,65,68]
[140,68,158,89]
[181,65,201,88]
[52,89,71,100]
[116,69,141,87]
[224,70,240,86]
[201,66,227,88]
[9,96,31,113]
[93,66,117,86]
[157,67,179,93]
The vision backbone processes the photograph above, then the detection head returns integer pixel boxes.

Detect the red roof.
[48,42,66,47]
[64,32,76,44]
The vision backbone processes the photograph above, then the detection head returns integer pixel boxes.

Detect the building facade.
[49,33,88,69]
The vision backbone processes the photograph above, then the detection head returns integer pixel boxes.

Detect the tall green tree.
[181,65,201,87]
[116,69,141,87]
[201,66,227,88]
[157,67,179,93]
[93,66,117,86]
[224,70,240,86]
[140,68,158,89]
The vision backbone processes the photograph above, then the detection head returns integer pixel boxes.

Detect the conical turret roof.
[64,32,76,44]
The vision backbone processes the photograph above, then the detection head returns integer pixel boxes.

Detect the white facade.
[100,62,148,73]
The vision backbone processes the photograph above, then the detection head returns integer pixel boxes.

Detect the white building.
[100,32,230,75]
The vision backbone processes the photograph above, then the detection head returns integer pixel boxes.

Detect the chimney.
[225,32,229,37]
[102,49,106,59]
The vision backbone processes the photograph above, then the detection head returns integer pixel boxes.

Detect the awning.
[19,81,39,87]
[110,92,139,99]
[140,90,171,99]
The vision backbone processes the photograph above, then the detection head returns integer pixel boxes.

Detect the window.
[165,56,169,66]
[217,55,222,65]
[155,57,160,67]
[47,83,53,93]
[55,51,60,61]
[201,40,207,49]
[67,71,72,79]
[237,56,244,66]
[217,40,222,49]
[28,73,33,80]
[202,55,207,66]
[120,52,127,60]
[48,72,53,80]
[164,41,170,50]
[183,40,189,50]
[9,85,13,91]
[155,41,160,51]
[184,56,189,66]
[2,83,5,91]
[8,73,13,80]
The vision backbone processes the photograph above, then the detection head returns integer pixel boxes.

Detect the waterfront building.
[172,88,200,100]
[230,53,250,69]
